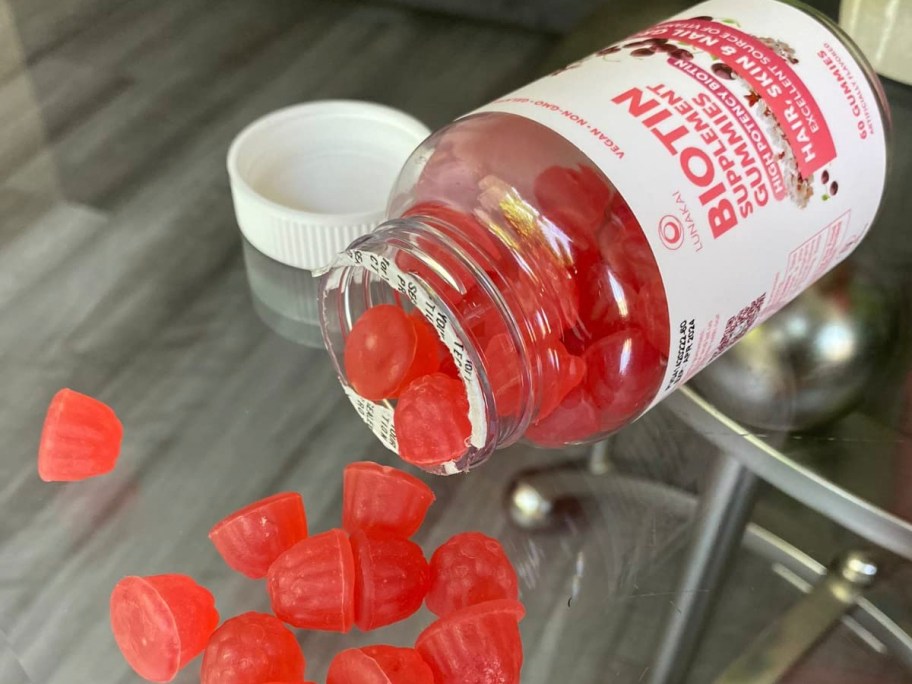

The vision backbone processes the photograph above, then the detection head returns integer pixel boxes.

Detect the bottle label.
[475,0,887,407]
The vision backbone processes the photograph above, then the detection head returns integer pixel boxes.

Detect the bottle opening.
[319,217,535,474]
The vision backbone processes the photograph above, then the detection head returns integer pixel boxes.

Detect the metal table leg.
[648,455,760,684]
[713,551,879,683]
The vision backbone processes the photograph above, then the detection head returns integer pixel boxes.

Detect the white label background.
[475,0,887,408]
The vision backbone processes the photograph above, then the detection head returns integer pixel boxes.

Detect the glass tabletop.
[2,0,912,683]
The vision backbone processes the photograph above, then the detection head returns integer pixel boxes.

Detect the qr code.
[713,294,766,358]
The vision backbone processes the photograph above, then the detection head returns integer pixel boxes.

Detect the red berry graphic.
[711,63,735,79]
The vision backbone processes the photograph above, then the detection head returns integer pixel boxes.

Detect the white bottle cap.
[227,101,431,270]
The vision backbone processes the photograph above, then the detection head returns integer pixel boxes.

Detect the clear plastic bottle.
[320,0,889,474]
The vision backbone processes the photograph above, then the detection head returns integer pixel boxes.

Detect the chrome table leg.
[713,551,878,684]
[648,455,760,684]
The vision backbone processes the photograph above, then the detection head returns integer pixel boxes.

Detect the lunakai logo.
[658,214,684,250]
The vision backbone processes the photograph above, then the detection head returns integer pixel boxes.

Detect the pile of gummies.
[38,390,525,683]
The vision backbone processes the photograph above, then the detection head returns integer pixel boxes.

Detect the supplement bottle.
[320,0,890,474]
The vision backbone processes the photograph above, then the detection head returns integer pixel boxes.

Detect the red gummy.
[267,529,355,632]
[426,532,519,618]
[457,257,576,348]
[352,530,430,631]
[343,461,435,538]
[344,305,417,402]
[394,248,459,299]
[524,245,581,333]
[416,599,525,684]
[327,645,434,684]
[454,284,508,348]
[484,333,524,417]
[414,140,486,210]
[581,197,656,333]
[534,164,614,240]
[618,222,660,289]
[608,191,640,237]
[396,203,500,296]
[525,385,601,447]
[537,340,586,420]
[584,328,664,431]
[484,334,585,422]
[394,373,471,466]
[209,492,308,579]
[533,164,611,331]
[404,310,446,386]
[592,212,641,290]
[110,574,219,683]
[439,352,461,379]
[636,276,671,357]
[200,612,305,684]
[38,388,123,482]
[407,202,504,264]
[575,258,637,343]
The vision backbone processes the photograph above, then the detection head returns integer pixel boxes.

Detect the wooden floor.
[2,0,912,682]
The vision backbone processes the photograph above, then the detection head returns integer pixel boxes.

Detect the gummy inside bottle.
[323,113,670,470]
[390,113,670,448]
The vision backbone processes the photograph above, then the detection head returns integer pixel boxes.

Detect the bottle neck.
[388,213,548,445]
[320,212,549,470]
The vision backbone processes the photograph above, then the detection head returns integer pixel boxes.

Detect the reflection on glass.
[690,263,896,432]
[241,238,323,348]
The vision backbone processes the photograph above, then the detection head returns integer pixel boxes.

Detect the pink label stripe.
[641,18,836,176]
[669,57,787,201]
